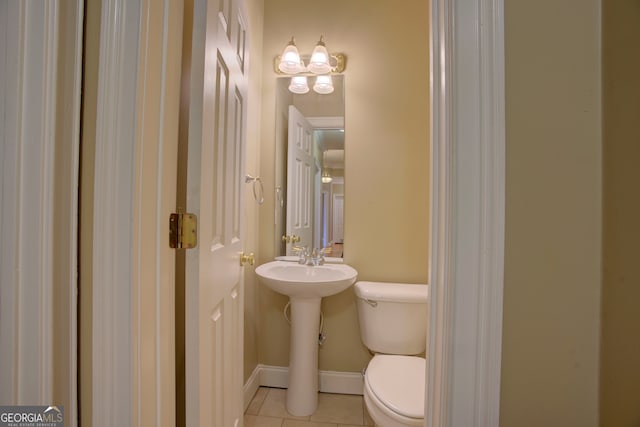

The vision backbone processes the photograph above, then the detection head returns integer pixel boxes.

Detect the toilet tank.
[354,281,429,355]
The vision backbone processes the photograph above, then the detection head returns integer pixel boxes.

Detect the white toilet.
[354,281,429,427]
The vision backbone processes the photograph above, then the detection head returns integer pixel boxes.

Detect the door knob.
[282,235,291,243]
[240,252,255,266]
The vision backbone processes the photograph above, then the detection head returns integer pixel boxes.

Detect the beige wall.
[600,0,640,425]
[243,0,265,383]
[256,0,430,371]
[501,1,601,426]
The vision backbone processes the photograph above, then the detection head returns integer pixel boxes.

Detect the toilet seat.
[364,354,425,426]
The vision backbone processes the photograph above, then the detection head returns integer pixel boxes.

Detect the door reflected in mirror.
[274,75,345,259]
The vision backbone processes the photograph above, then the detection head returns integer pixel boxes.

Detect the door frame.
[88,1,506,427]
[0,1,83,424]
[427,0,505,426]
[91,0,182,425]
[90,0,141,423]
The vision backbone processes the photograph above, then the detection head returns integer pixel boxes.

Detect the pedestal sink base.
[286,296,321,416]
[254,261,358,416]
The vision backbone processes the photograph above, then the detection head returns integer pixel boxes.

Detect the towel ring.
[245,174,264,205]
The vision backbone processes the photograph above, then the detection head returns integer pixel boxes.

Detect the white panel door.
[286,105,315,254]
[183,0,248,425]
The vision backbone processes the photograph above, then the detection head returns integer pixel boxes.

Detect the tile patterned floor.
[245,387,374,427]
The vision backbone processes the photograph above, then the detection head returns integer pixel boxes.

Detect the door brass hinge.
[169,213,197,249]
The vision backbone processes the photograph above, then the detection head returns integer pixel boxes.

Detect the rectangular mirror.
[274,75,345,258]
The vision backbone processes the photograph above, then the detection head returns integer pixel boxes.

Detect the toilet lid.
[366,355,425,419]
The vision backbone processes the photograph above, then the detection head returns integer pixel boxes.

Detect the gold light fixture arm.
[273,53,346,75]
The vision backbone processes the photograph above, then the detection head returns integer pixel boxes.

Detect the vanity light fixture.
[276,36,345,95]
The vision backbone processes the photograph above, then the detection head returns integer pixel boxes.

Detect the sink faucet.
[293,246,330,266]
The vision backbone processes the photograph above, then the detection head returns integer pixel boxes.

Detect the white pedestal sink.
[255,260,358,416]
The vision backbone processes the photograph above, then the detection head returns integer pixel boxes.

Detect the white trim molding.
[0,0,58,405]
[243,365,262,411]
[0,3,83,426]
[243,364,364,410]
[91,0,141,425]
[306,116,344,129]
[427,1,505,427]
[92,0,182,425]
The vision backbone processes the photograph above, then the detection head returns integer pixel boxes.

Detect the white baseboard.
[244,364,364,407]
[258,364,289,389]
[243,365,262,412]
[318,369,364,395]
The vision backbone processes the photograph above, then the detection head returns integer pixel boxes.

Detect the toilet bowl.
[364,354,425,426]
[354,281,429,427]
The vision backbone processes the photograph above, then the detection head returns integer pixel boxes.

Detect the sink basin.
[256,260,357,298]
